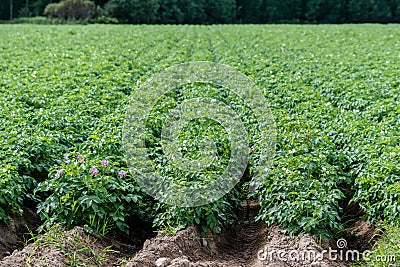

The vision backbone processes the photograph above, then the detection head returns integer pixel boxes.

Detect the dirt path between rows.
[126,200,364,267]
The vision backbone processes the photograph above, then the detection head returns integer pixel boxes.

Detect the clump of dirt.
[125,226,212,267]
[0,208,39,260]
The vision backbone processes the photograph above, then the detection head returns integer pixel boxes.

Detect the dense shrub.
[10,16,54,24]
[44,0,96,20]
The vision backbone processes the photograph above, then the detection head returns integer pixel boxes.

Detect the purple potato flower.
[101,160,109,167]
[118,170,127,178]
[91,167,99,176]
[77,154,84,163]
[56,170,63,178]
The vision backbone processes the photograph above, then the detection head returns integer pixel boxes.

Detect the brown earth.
[125,201,376,267]
[126,223,368,267]
[0,201,377,267]
[0,208,40,259]
[126,222,353,267]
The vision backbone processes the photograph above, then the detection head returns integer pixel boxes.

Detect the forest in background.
[1,0,400,24]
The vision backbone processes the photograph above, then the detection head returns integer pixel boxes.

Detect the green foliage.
[348,0,393,23]
[132,81,258,231]
[262,0,305,23]
[104,0,159,23]
[153,194,240,233]
[353,149,400,227]
[0,24,153,227]
[0,24,399,238]
[44,0,97,20]
[176,0,207,24]
[305,0,347,23]
[0,164,26,224]
[204,0,236,23]
[257,132,346,238]
[352,224,400,267]
[25,224,115,266]
[36,152,148,234]
[9,16,55,24]
[156,0,184,23]
[1,0,400,23]
[30,0,60,17]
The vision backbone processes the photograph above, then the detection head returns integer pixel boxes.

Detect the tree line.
[1,0,400,23]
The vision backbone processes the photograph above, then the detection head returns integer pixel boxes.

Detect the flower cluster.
[55,154,128,179]
[101,160,109,167]
[77,154,84,163]
[91,167,99,176]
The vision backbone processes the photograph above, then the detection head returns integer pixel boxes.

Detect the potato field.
[0,24,399,267]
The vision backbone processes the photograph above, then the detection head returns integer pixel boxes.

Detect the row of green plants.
[0,24,399,241]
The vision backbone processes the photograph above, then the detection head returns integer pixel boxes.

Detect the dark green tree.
[0,0,26,19]
[264,0,306,23]
[30,0,59,16]
[156,0,184,23]
[235,0,262,23]
[306,0,347,23]
[105,0,159,23]
[387,0,400,22]
[18,0,31,17]
[177,0,206,24]
[1,0,399,25]
[395,3,400,22]
[10,0,13,19]
[348,0,392,23]
[92,0,108,7]
[204,0,236,23]
[44,0,96,20]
